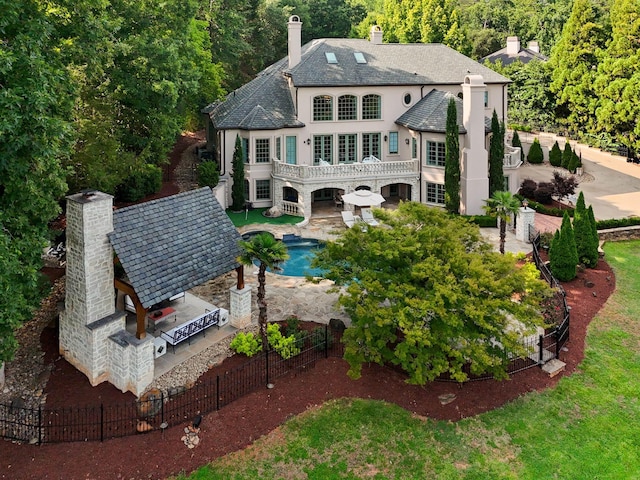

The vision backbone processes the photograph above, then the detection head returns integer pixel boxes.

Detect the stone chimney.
[506,36,520,56]
[370,25,383,45]
[288,15,302,69]
[460,75,489,216]
[527,40,540,53]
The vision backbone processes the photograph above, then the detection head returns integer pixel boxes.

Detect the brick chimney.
[288,15,302,69]
[506,36,520,56]
[370,25,383,44]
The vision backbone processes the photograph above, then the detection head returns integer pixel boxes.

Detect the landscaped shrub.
[282,314,301,338]
[533,182,554,204]
[527,138,544,164]
[512,130,524,162]
[573,193,599,268]
[596,216,640,229]
[562,142,573,169]
[550,212,578,281]
[267,323,301,359]
[230,331,262,357]
[464,215,497,228]
[549,141,562,167]
[311,327,333,351]
[197,160,220,188]
[115,164,163,202]
[567,152,580,173]
[514,194,575,217]
[519,178,538,199]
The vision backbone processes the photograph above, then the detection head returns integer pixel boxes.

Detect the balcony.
[273,159,420,182]
[504,146,523,168]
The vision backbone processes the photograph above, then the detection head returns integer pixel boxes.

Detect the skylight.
[354,52,367,64]
[325,52,338,64]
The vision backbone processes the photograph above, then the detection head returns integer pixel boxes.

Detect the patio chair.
[361,208,379,226]
[341,211,363,228]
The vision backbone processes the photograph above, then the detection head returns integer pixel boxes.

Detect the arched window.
[362,94,381,120]
[338,95,357,120]
[313,95,333,121]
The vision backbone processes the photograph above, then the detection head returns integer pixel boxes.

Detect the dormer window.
[325,52,338,64]
[354,52,367,64]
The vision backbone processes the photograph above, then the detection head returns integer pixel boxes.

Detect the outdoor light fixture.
[384,135,388,142]
[522,199,529,209]
[304,138,310,145]
[405,138,410,145]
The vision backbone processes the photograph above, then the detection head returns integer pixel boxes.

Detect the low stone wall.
[598,225,640,242]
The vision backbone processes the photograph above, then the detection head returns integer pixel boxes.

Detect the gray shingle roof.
[395,90,466,133]
[209,38,510,131]
[481,47,548,66]
[288,39,511,87]
[108,188,242,308]
[395,90,493,134]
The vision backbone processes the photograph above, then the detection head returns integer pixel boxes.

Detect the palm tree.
[483,191,522,254]
[237,233,289,346]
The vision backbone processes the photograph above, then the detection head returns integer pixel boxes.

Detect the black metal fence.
[0,326,343,444]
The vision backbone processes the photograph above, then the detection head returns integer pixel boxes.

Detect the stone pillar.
[230,285,253,329]
[516,205,536,242]
[460,75,489,216]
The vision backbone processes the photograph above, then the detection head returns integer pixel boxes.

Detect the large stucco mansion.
[203,16,522,218]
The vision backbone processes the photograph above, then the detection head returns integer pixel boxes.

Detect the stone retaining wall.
[598,225,640,242]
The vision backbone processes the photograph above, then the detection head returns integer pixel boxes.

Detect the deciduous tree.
[313,202,551,383]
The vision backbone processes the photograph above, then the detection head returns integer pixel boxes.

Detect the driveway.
[518,137,640,221]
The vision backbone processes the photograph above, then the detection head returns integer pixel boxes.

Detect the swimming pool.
[245,232,325,277]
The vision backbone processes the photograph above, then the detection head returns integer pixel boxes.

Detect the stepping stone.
[542,358,566,378]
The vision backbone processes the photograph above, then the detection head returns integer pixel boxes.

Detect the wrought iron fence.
[1,326,343,444]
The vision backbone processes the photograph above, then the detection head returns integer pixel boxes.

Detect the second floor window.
[255,138,270,163]
[241,138,249,163]
[313,135,333,164]
[285,136,297,164]
[426,141,445,167]
[275,137,281,160]
[362,94,381,120]
[388,131,398,154]
[313,95,333,121]
[338,95,357,120]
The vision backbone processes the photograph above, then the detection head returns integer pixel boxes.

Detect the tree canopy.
[313,202,551,383]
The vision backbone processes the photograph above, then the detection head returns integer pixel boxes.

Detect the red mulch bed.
[1,258,614,480]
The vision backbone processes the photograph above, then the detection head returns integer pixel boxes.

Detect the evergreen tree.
[550,212,578,281]
[231,135,246,211]
[489,111,505,194]
[587,205,600,265]
[549,0,605,135]
[512,130,524,163]
[562,142,573,169]
[549,141,563,167]
[594,0,640,152]
[573,192,599,267]
[568,151,580,173]
[445,98,461,213]
[527,138,544,164]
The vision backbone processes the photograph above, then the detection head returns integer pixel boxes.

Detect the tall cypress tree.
[562,142,573,169]
[573,192,596,267]
[231,135,246,211]
[550,212,579,281]
[512,130,523,163]
[444,97,460,214]
[489,110,505,195]
[587,205,600,265]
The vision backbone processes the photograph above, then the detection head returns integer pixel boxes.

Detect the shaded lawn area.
[176,241,640,480]
[226,207,301,227]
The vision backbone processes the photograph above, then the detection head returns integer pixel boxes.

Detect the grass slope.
[177,241,640,480]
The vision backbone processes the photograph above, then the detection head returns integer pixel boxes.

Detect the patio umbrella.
[341,190,385,207]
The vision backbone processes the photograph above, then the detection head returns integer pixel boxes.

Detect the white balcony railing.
[504,146,523,168]
[273,159,420,181]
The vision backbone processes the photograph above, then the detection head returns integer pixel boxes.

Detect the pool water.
[252,237,325,277]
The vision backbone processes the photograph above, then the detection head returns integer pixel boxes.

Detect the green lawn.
[226,207,301,228]
[176,241,640,480]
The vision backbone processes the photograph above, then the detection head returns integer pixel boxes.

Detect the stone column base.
[230,285,252,329]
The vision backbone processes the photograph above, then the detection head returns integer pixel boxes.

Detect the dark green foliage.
[567,152,580,173]
[549,141,563,167]
[198,161,220,188]
[587,206,600,263]
[573,192,599,267]
[550,212,578,281]
[464,215,498,228]
[514,195,575,217]
[115,164,163,202]
[489,111,505,195]
[512,130,524,163]
[231,135,246,211]
[562,142,573,169]
[527,138,544,164]
[596,216,640,229]
[444,98,460,213]
[311,326,333,351]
